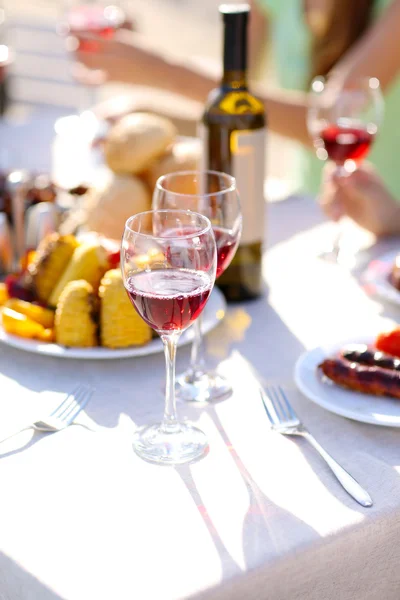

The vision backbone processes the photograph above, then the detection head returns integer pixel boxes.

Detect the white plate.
[362,250,400,306]
[0,287,226,360]
[294,335,400,427]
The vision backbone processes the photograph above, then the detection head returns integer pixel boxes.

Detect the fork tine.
[62,388,93,426]
[55,384,86,420]
[267,386,290,421]
[49,385,81,418]
[278,386,298,420]
[260,390,279,424]
[58,385,90,420]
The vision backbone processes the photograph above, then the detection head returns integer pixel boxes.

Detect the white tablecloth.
[1,113,400,600]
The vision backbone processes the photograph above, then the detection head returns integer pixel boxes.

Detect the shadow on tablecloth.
[0,550,63,599]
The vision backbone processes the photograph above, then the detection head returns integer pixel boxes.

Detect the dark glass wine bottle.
[199,3,266,301]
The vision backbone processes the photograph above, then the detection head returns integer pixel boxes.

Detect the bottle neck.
[222,70,247,90]
[222,9,248,91]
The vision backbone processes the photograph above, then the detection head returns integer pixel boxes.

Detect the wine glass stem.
[332,219,343,256]
[331,163,354,257]
[189,316,206,379]
[161,333,181,433]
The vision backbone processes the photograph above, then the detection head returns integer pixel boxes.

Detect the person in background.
[72,0,400,198]
[319,163,400,237]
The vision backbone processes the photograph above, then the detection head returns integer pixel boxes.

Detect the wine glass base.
[317,246,355,268]
[132,422,208,465]
[317,247,340,263]
[175,371,232,403]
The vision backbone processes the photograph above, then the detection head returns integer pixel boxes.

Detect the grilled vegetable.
[0,282,8,306]
[20,250,37,271]
[49,242,108,307]
[5,298,54,329]
[55,280,97,347]
[2,307,54,342]
[376,328,400,359]
[28,233,79,302]
[38,328,55,342]
[4,273,35,302]
[341,346,400,372]
[99,269,151,348]
[319,357,400,399]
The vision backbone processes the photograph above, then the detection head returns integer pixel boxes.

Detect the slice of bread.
[84,173,151,240]
[104,112,177,175]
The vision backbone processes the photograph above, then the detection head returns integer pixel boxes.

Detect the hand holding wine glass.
[308,76,384,261]
[121,209,217,464]
[152,171,242,403]
[58,1,128,95]
[319,162,400,237]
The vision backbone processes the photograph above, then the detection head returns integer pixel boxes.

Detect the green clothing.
[257,0,400,197]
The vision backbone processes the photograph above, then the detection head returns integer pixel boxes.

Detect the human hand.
[67,29,143,85]
[319,163,400,237]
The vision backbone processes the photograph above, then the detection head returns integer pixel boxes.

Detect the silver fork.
[0,384,94,444]
[261,385,373,508]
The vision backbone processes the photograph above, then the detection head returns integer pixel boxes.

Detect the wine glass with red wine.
[58,1,126,106]
[308,76,384,262]
[121,209,217,464]
[153,171,242,403]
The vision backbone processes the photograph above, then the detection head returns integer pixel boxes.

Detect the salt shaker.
[6,169,31,268]
[25,202,60,250]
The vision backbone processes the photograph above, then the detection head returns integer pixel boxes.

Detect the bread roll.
[84,173,151,241]
[104,112,177,175]
[144,137,201,191]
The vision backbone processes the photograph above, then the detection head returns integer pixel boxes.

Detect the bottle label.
[231,128,266,245]
[198,125,266,245]
[219,92,264,115]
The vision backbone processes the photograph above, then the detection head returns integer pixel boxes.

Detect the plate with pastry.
[0,232,226,359]
[362,249,400,306]
[294,326,400,426]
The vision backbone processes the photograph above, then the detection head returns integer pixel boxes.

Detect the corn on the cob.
[99,269,151,348]
[55,280,97,347]
[49,242,109,308]
[2,307,54,342]
[28,234,79,303]
[5,298,55,328]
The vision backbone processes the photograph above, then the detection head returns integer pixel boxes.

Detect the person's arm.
[253,0,400,144]
[74,0,400,146]
[75,29,313,144]
[75,30,216,100]
[329,0,400,92]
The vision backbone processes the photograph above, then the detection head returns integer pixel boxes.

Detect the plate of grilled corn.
[0,232,226,359]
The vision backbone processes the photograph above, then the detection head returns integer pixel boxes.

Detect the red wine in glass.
[65,5,125,53]
[126,269,212,333]
[320,124,375,165]
[213,225,238,278]
[162,225,238,279]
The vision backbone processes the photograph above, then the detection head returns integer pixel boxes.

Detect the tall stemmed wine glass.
[153,171,242,403]
[307,76,384,262]
[121,209,217,464]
